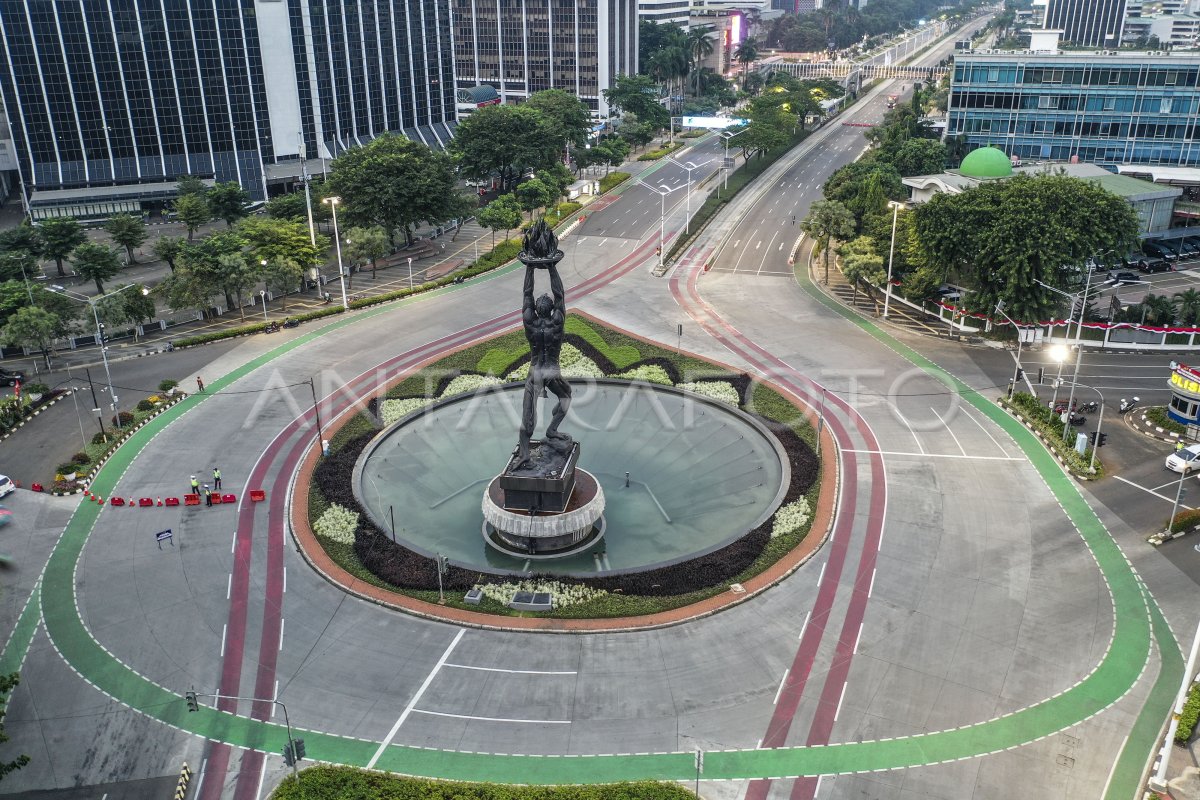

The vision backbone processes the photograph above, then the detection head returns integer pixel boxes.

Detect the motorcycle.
[1120,396,1140,413]
[282,318,300,329]
[264,321,281,334]
[1067,413,1087,427]
[1078,401,1099,414]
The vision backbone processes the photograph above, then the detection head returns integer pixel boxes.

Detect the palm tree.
[687,26,715,96]
[1142,293,1178,325]
[1174,288,1200,325]
[734,36,760,90]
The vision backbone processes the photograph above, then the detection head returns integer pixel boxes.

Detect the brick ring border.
[287,311,841,633]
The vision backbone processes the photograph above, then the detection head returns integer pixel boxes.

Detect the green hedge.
[1177,682,1200,743]
[271,766,695,800]
[636,141,683,161]
[1170,507,1200,533]
[1147,405,1187,435]
[599,171,631,194]
[1004,393,1104,477]
[172,305,346,347]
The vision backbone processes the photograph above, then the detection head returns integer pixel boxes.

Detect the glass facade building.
[946,51,1200,168]
[0,0,455,212]
[452,0,637,115]
[1045,0,1127,47]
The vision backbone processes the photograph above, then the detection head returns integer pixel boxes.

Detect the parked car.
[1144,241,1179,262]
[1109,271,1141,285]
[1136,258,1172,274]
[0,369,21,387]
[1167,444,1200,473]
[0,475,14,498]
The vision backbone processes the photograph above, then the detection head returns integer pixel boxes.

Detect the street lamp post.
[719,128,749,191]
[637,180,685,269]
[49,283,145,415]
[667,158,713,234]
[322,196,350,310]
[883,200,903,318]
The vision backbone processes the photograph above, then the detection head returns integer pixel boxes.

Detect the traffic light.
[438,554,449,575]
[1089,432,1108,447]
[282,741,295,766]
[293,739,306,760]
[1037,367,1044,384]
[185,691,199,712]
[1015,368,1024,381]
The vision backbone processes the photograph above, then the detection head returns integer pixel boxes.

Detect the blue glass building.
[0,0,455,217]
[946,48,1200,169]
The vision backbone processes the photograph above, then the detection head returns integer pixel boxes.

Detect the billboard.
[680,116,748,129]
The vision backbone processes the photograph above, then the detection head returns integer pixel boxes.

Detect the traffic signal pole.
[186,691,301,784]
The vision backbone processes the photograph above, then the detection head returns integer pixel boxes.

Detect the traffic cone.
[156,497,163,507]
[128,498,134,508]
[96,496,104,505]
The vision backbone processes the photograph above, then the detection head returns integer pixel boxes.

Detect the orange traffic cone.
[156,497,163,507]
[96,496,104,505]
[128,498,135,508]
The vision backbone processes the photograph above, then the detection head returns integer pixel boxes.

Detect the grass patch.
[1178,682,1200,743]
[636,141,684,161]
[1004,393,1104,477]
[271,766,696,800]
[1147,405,1187,435]
[599,171,631,194]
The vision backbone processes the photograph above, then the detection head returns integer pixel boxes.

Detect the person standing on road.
[189,475,199,495]
[204,484,212,507]
[196,376,205,393]
[213,467,222,490]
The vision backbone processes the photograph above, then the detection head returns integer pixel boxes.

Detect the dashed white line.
[220,624,227,657]
[226,574,232,600]
[834,680,848,722]
[411,709,572,725]
[798,610,811,641]
[444,663,577,675]
[773,668,790,705]
[279,618,285,651]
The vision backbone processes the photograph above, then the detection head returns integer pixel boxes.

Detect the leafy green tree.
[0,673,29,781]
[328,133,458,246]
[603,73,670,129]
[236,217,326,274]
[38,218,86,278]
[450,105,559,192]
[207,181,251,227]
[444,192,480,241]
[890,138,948,177]
[213,252,259,320]
[72,242,122,295]
[176,175,209,197]
[265,185,331,225]
[911,173,1139,321]
[0,250,38,284]
[618,116,656,152]
[515,178,553,218]
[104,214,148,264]
[0,283,77,334]
[155,265,220,319]
[477,195,523,248]
[96,285,154,339]
[1142,293,1177,325]
[344,226,390,280]
[595,138,630,174]
[1175,288,1200,326]
[174,194,211,240]
[2,306,59,368]
[177,232,246,310]
[152,235,185,273]
[801,200,856,285]
[525,89,592,150]
[839,235,885,307]
[261,258,304,312]
[0,226,44,260]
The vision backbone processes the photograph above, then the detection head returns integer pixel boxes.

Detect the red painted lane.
[669,259,887,800]
[205,226,664,793]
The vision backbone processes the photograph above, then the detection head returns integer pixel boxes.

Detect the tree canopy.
[38,218,86,277]
[207,181,252,227]
[603,73,670,130]
[450,105,559,192]
[525,89,593,150]
[72,242,123,295]
[104,214,148,264]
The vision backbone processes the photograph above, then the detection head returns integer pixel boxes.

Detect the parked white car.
[1165,444,1200,473]
[0,475,14,498]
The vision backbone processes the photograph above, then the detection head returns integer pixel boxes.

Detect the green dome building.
[958,146,1014,179]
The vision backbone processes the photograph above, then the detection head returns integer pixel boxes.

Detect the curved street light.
[48,283,148,415]
[322,196,350,310]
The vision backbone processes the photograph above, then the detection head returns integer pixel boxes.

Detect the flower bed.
[1146,405,1187,436]
[1002,393,1104,478]
[636,142,684,161]
[306,316,823,618]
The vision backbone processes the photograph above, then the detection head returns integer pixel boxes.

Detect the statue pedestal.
[498,440,580,513]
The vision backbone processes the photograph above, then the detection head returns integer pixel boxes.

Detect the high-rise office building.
[946,45,1200,167]
[451,0,638,116]
[0,0,455,219]
[1045,0,1127,46]
[639,0,690,27]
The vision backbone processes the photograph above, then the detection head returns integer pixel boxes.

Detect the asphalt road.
[7,13,1191,800]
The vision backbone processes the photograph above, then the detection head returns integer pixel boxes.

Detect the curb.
[1131,410,1185,443]
[50,393,189,495]
[0,389,78,444]
[1147,525,1196,546]
[999,400,1100,481]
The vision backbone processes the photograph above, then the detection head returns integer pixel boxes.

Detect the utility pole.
[84,366,105,436]
[308,378,325,454]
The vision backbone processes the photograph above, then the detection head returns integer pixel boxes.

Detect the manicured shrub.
[599,171,631,193]
[1147,406,1187,435]
[25,383,49,396]
[1170,507,1200,533]
[56,462,79,476]
[158,379,178,392]
[71,452,90,464]
[136,399,154,412]
[1177,683,1200,742]
[111,411,135,428]
[91,431,110,446]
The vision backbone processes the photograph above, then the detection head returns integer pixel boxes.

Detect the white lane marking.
[778,241,784,251]
[755,240,762,250]
[930,407,966,456]
[273,679,278,719]
[1114,475,1196,508]
[279,618,285,651]
[843,449,1022,461]
[283,567,287,594]
[773,668,790,705]
[892,411,927,455]
[959,405,1012,458]
[756,231,780,275]
[226,574,231,600]
[367,628,466,768]
[411,709,571,724]
[833,680,848,722]
[220,624,227,657]
[444,663,578,675]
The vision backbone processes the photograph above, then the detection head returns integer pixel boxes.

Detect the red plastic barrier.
[184,494,200,506]
[210,493,223,505]
[165,497,180,507]
[138,497,153,507]
[31,483,43,493]
[249,489,266,502]
[110,497,126,506]
[222,493,236,504]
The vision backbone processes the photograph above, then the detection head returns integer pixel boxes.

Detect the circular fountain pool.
[353,379,789,576]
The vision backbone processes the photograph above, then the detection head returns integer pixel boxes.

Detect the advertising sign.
[680,116,748,129]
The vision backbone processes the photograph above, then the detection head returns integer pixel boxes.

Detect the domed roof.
[960,146,1013,179]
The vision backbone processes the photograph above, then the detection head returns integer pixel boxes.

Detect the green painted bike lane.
[0,221,1181,789]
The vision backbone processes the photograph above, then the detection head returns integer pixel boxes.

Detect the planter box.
[507,591,553,612]
[464,587,483,605]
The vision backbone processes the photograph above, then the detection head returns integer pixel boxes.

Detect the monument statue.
[515,220,572,470]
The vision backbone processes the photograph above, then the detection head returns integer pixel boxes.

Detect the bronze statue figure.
[516,221,572,469]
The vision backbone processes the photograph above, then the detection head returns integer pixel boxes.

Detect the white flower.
[676,380,741,406]
[771,498,812,539]
[615,365,674,385]
[506,362,531,381]
[314,502,359,544]
[381,397,434,426]
[477,579,607,609]
[504,344,603,381]
[441,373,502,397]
